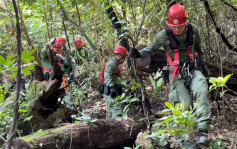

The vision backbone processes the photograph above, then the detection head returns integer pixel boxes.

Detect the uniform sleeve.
[104,60,116,87]
[192,23,204,61]
[139,30,166,58]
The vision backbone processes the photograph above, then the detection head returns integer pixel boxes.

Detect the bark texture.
[13,118,141,149]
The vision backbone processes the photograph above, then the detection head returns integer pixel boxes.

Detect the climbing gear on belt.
[165,23,199,84]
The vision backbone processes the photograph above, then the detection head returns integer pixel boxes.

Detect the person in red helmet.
[129,4,211,145]
[74,38,90,65]
[98,46,128,118]
[41,37,66,80]
[41,37,77,108]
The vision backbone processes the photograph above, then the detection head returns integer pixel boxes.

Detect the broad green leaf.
[0,56,6,64]
[116,19,126,24]
[19,109,27,113]
[223,74,232,84]
[156,78,163,88]
[172,110,183,116]
[165,102,174,109]
[24,116,33,121]
[22,65,35,75]
[158,139,167,146]
[5,55,17,66]
[130,97,139,103]
[9,66,17,71]
[220,90,228,97]
[9,72,17,79]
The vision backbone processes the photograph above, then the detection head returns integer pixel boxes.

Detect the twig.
[0,135,6,142]
[224,100,237,114]
[220,0,237,11]
[131,58,151,133]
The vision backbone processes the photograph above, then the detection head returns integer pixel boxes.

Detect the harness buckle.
[173,61,179,65]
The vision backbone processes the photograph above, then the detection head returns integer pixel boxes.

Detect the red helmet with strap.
[167,4,188,26]
[75,38,86,46]
[114,46,128,58]
[54,37,66,48]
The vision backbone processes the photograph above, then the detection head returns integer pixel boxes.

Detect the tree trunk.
[6,0,22,148]
[12,118,141,149]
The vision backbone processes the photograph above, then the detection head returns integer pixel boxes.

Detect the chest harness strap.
[43,54,61,72]
[100,64,120,83]
[165,23,198,84]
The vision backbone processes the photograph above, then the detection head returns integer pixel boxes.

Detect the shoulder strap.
[165,27,180,50]
[186,23,194,46]
[100,64,121,83]
[186,23,198,61]
[100,64,106,83]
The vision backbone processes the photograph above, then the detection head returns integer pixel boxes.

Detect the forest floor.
[86,82,237,148]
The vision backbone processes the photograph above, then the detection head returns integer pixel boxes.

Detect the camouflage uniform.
[41,44,77,108]
[74,46,90,65]
[137,23,211,131]
[103,57,123,118]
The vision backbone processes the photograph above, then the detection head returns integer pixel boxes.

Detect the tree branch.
[220,0,237,11]
[57,3,97,53]
[201,0,237,52]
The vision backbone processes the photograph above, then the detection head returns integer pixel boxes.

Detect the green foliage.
[114,93,139,120]
[148,70,164,100]
[25,81,46,103]
[149,71,163,93]
[209,74,236,96]
[208,139,228,149]
[72,110,97,124]
[148,101,198,146]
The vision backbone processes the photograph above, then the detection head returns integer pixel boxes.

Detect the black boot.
[197,131,209,146]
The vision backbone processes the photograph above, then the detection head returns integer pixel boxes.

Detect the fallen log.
[12,118,141,149]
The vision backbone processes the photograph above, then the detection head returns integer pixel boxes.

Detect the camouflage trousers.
[169,70,212,131]
[103,94,122,119]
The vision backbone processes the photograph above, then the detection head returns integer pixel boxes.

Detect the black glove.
[129,48,141,58]
[115,85,123,95]
[110,86,117,98]
[64,64,69,69]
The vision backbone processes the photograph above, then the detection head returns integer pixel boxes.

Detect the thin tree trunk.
[5,0,22,148]
[59,2,97,52]
[62,19,71,51]
[43,0,50,40]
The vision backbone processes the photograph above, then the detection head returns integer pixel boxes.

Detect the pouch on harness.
[162,23,199,86]
[98,64,121,98]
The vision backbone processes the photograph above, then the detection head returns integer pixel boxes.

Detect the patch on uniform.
[173,19,179,24]
[167,40,170,45]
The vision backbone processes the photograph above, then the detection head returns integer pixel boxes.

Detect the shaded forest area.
[0,0,237,148]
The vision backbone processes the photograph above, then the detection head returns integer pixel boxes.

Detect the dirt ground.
[86,78,237,148]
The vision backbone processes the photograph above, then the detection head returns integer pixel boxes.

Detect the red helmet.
[167,4,188,26]
[54,37,66,48]
[114,46,128,58]
[75,38,86,46]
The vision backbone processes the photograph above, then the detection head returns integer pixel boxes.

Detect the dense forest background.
[0,0,237,148]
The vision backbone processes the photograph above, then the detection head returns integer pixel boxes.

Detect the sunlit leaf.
[165,102,174,109]
[223,74,232,84]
